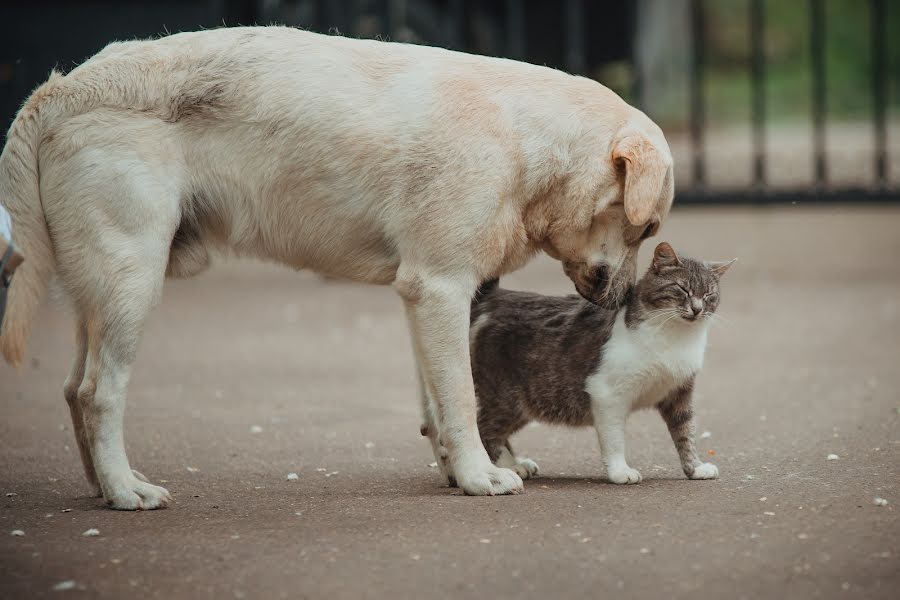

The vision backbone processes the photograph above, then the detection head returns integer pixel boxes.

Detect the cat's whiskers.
[642,308,683,329]
[702,312,732,330]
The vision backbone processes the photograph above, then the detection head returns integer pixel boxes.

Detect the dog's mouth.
[564,261,626,310]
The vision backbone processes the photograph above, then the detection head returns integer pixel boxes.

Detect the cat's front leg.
[592,395,642,484]
[657,380,718,480]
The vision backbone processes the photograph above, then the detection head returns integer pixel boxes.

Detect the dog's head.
[539,110,674,309]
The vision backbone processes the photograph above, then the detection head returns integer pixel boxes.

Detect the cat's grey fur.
[423,242,734,484]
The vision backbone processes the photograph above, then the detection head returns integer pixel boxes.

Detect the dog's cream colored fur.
[0,27,673,507]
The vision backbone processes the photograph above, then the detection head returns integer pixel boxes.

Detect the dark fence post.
[690,0,706,189]
[506,0,525,61]
[872,0,887,188]
[446,0,465,50]
[810,0,827,189]
[750,0,766,188]
[565,0,586,75]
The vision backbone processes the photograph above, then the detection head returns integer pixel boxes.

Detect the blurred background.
[2,3,900,598]
[1,0,899,201]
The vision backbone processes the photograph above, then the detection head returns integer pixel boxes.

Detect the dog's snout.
[589,265,610,295]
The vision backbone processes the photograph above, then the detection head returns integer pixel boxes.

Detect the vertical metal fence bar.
[690,0,706,189]
[750,0,766,188]
[565,0,586,75]
[872,0,887,188]
[388,0,406,40]
[630,3,643,111]
[446,0,465,50]
[506,0,525,61]
[810,0,827,188]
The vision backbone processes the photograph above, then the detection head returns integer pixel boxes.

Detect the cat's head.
[632,242,735,324]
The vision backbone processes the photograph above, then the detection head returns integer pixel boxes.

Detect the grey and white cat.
[422,242,734,486]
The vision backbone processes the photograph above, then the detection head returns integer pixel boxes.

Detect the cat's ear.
[706,258,737,278]
[652,242,681,270]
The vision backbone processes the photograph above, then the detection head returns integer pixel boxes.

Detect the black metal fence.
[679,0,896,203]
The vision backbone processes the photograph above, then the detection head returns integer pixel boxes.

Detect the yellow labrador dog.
[0,27,673,509]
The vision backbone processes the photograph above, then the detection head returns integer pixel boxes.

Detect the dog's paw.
[607,466,642,485]
[457,463,524,496]
[104,476,172,510]
[688,462,719,480]
[512,457,540,480]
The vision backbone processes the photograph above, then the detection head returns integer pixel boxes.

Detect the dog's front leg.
[397,273,523,496]
[414,360,456,486]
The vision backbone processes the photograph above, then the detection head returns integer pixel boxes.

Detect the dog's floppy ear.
[612,135,669,226]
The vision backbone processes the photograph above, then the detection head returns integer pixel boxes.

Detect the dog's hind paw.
[104,476,172,510]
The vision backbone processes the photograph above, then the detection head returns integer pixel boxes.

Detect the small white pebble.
[873,497,888,506]
[286,472,299,481]
[479,538,491,544]
[249,425,263,434]
[759,497,767,502]
[186,466,199,473]
[316,468,327,472]
[797,533,809,540]
[841,582,850,591]
[826,454,839,461]
[82,528,100,537]
[745,475,755,480]
[410,553,421,560]
[294,511,303,516]
[581,537,591,543]
[364,441,375,449]
[639,548,650,554]
[5,492,17,497]
[60,508,72,513]
[428,462,438,468]
[11,530,25,537]
[52,580,77,591]
[764,511,776,516]
[700,431,711,439]
[750,533,760,539]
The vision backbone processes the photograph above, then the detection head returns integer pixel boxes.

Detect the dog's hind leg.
[74,248,172,510]
[46,146,179,510]
[62,319,101,496]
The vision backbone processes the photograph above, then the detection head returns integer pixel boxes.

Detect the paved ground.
[1,206,898,599]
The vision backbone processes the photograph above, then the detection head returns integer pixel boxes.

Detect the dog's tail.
[0,86,56,367]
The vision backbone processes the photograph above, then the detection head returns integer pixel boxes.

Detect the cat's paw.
[512,457,540,480]
[688,462,719,480]
[607,466,642,485]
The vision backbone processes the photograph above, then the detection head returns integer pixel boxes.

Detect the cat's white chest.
[586,313,709,411]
